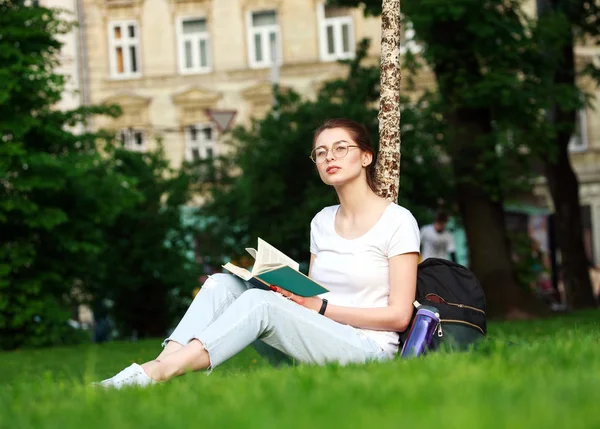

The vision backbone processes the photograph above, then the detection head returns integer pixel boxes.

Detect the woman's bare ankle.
[141,341,211,382]
[141,360,164,381]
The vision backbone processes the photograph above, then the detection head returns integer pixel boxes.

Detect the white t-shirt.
[419,224,455,261]
[309,203,420,356]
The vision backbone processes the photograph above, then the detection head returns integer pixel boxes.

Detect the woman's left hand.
[271,286,323,312]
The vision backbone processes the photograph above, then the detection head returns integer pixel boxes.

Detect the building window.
[317,4,354,62]
[568,109,588,152]
[178,17,211,74]
[247,10,281,69]
[185,124,217,161]
[108,21,141,79]
[119,128,146,152]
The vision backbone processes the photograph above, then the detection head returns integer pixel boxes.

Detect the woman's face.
[312,127,371,188]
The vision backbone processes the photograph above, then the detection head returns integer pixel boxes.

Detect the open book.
[222,238,329,297]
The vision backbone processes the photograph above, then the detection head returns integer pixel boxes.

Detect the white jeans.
[163,274,389,369]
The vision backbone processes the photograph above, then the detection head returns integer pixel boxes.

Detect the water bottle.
[400,302,440,358]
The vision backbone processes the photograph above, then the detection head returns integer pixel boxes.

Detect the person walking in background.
[420,211,456,262]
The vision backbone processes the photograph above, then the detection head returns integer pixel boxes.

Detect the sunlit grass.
[1,310,598,429]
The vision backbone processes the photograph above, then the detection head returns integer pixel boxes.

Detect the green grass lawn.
[1,310,599,429]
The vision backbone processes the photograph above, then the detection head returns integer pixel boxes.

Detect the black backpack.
[400,258,487,352]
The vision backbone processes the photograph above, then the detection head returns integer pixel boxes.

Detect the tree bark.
[456,182,534,317]
[544,147,595,308]
[375,0,402,202]
[427,26,545,318]
[539,0,595,309]
[449,112,545,318]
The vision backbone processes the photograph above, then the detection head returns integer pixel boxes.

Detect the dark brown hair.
[313,118,378,192]
[435,211,449,223]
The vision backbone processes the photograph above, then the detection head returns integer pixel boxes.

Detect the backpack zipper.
[440,319,485,335]
[425,293,486,315]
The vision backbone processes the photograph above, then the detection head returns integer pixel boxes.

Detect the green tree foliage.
[331,0,599,311]
[198,41,452,267]
[88,147,202,338]
[327,0,573,316]
[0,2,201,348]
[0,2,137,348]
[534,0,598,309]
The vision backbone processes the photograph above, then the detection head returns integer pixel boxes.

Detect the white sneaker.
[92,363,158,389]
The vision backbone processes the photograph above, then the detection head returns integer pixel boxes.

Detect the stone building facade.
[78,0,382,165]
[51,0,599,264]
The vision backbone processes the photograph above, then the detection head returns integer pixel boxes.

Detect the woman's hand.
[271,285,323,313]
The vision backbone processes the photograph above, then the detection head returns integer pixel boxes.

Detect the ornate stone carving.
[172,87,222,125]
[240,0,283,11]
[169,0,209,3]
[103,93,151,128]
[103,0,144,9]
[166,0,210,17]
[241,81,281,118]
[241,82,272,104]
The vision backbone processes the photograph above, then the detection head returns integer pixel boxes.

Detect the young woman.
[96,118,420,388]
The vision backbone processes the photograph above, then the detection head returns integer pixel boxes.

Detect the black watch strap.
[318,298,328,315]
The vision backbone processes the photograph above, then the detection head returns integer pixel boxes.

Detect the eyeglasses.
[309,141,360,164]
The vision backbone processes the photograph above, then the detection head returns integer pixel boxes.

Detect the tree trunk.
[544,147,595,308]
[450,114,545,318]
[429,18,547,317]
[375,0,402,202]
[539,0,595,309]
[457,183,544,317]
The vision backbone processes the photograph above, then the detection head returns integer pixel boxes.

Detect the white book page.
[253,238,299,274]
[245,248,257,259]
[222,262,253,281]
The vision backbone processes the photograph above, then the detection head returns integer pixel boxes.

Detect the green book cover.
[256,265,329,297]
[222,238,329,298]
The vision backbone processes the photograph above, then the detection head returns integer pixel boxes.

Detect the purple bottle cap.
[416,307,440,320]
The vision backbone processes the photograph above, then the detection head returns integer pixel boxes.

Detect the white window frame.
[317,3,355,62]
[568,109,588,152]
[185,123,218,161]
[177,16,212,75]
[246,9,282,69]
[119,128,146,152]
[108,20,142,79]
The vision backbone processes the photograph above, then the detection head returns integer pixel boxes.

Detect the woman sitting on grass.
[96,118,420,388]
